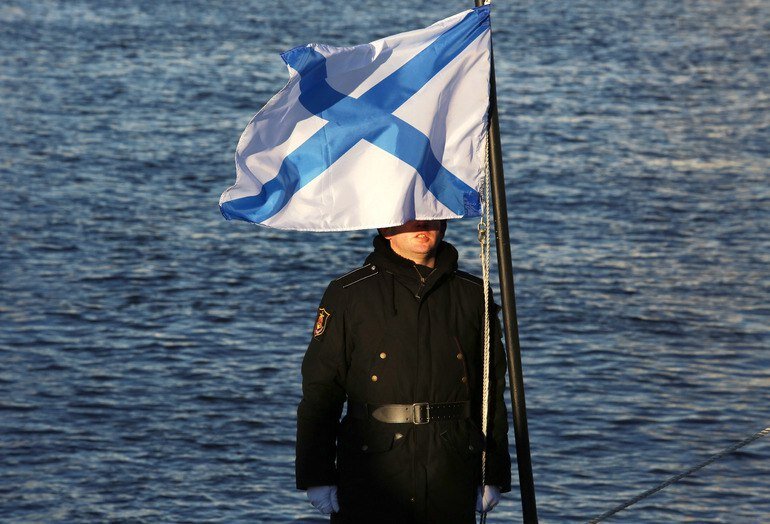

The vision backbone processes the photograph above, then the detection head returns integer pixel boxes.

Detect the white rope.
[587,425,770,523]
[479,129,492,493]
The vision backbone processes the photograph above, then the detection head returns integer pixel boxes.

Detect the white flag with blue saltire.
[220,5,491,231]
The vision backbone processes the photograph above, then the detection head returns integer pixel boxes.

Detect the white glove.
[307,485,340,515]
[476,485,501,513]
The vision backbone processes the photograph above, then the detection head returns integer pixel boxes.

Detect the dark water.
[1,1,768,522]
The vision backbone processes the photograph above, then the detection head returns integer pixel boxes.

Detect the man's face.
[381,220,445,262]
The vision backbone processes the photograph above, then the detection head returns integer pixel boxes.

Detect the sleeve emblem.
[313,307,331,338]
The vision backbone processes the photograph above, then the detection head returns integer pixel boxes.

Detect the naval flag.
[220,6,491,231]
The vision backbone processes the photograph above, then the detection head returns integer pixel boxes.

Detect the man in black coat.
[296,220,511,523]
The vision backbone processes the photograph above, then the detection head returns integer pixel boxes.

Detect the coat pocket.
[339,421,406,455]
[337,420,409,487]
[440,420,486,461]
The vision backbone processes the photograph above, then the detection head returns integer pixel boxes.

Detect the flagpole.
[475,2,539,522]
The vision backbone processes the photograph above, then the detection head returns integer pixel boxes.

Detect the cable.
[587,425,770,523]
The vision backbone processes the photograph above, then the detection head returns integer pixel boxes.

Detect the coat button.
[380,352,387,359]
[371,375,378,382]
[371,265,376,270]
[361,444,368,451]
[461,376,468,384]
[468,444,475,451]
[456,353,463,360]
[410,497,415,503]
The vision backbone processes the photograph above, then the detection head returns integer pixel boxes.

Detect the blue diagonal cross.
[223,6,489,224]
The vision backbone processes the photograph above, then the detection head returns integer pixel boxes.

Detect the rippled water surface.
[1,1,768,522]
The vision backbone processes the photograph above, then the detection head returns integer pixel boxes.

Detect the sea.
[1,0,768,522]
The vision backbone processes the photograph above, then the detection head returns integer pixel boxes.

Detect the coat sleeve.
[295,281,348,490]
[485,301,513,492]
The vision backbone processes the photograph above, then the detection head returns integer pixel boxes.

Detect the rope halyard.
[478,130,492,524]
[587,425,770,523]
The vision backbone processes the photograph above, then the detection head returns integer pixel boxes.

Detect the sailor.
[296,219,511,523]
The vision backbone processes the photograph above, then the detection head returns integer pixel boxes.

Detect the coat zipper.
[412,265,435,300]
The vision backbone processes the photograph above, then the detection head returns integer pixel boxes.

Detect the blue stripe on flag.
[358,6,490,113]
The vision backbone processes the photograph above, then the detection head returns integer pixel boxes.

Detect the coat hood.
[365,235,458,315]
[366,234,458,281]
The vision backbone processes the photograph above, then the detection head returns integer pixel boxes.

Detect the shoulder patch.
[334,263,379,289]
[313,307,331,339]
[455,271,484,287]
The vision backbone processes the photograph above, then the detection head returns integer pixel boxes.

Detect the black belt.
[347,401,471,424]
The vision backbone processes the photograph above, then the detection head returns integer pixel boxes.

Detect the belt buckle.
[412,402,430,424]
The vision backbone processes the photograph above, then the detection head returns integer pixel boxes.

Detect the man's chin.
[409,246,436,256]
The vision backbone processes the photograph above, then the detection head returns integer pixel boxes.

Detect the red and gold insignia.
[313,307,331,338]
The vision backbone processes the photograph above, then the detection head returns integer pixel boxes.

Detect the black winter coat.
[296,236,511,523]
